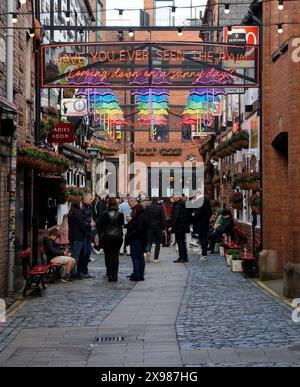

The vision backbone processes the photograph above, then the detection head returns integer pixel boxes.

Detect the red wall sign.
[223,26,259,67]
[49,122,74,144]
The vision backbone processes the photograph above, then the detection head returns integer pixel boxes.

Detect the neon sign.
[41,41,259,89]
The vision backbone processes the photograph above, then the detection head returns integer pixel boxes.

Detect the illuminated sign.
[41,41,259,89]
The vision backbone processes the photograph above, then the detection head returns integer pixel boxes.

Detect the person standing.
[97,198,124,282]
[171,196,190,263]
[119,196,132,255]
[80,192,95,279]
[68,200,88,279]
[126,203,148,281]
[145,198,166,263]
[192,197,212,261]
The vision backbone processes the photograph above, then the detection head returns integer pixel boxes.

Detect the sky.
[106,0,207,27]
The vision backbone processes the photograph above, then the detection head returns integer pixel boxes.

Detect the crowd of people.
[42,192,236,283]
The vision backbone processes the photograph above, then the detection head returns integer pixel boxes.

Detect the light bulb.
[12,13,18,24]
[19,0,26,4]
[278,23,283,34]
[65,12,70,22]
[29,28,35,38]
[224,4,230,15]
[278,0,284,11]
[128,28,134,38]
[177,28,183,37]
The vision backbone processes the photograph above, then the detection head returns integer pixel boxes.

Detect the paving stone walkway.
[0,247,300,367]
[177,252,300,366]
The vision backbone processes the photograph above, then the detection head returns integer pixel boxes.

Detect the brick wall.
[0,3,35,296]
[0,1,9,297]
[262,1,300,276]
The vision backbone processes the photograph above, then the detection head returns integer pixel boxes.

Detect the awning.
[60,144,90,161]
[0,96,18,114]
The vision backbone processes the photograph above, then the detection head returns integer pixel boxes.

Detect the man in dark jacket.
[171,197,190,263]
[43,229,75,282]
[192,197,212,260]
[80,193,95,278]
[68,200,88,279]
[145,198,166,263]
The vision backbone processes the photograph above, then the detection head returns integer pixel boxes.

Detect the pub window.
[150,125,169,142]
[181,125,192,142]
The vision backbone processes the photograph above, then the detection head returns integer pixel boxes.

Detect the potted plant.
[226,249,240,267]
[230,250,243,272]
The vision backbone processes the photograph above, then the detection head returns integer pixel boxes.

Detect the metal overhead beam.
[42,25,223,32]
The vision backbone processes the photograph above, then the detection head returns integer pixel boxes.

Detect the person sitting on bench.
[208,209,235,253]
[43,229,76,283]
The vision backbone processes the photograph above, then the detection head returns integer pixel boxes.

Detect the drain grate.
[96,336,126,343]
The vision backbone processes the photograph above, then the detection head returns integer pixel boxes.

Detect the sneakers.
[153,259,160,263]
[92,247,101,255]
[199,255,208,261]
[62,276,73,283]
[82,273,95,279]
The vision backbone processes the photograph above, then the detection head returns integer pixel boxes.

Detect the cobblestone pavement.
[1,247,300,367]
[176,251,300,366]
[0,254,135,354]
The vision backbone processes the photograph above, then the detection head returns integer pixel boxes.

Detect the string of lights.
[0,22,298,34]
[0,0,298,17]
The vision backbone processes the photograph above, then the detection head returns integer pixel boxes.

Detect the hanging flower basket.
[17,143,70,173]
[230,191,243,210]
[249,193,261,214]
[251,205,261,214]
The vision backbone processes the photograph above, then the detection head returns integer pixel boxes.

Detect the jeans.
[175,233,188,261]
[198,233,209,256]
[70,240,85,275]
[77,237,92,275]
[130,239,145,280]
[146,229,162,261]
[208,231,221,252]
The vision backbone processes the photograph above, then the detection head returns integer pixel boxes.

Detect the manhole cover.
[96,336,126,343]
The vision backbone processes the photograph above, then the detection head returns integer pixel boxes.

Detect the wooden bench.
[222,226,248,252]
[22,247,64,296]
[240,238,262,277]
[22,248,50,296]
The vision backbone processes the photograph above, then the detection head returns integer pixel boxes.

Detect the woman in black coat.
[125,204,148,281]
[97,198,124,282]
[192,197,212,259]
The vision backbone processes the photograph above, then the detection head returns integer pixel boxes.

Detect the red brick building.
[0,1,36,296]
[261,0,300,290]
